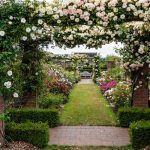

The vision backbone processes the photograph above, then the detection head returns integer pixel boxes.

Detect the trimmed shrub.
[118,107,150,127]
[8,108,59,127]
[5,122,49,148]
[130,121,150,149]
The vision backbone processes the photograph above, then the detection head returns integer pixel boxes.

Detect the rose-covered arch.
[0,0,150,109]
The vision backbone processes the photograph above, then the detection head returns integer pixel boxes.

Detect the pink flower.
[76,9,83,15]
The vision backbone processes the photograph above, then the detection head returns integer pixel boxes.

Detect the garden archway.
[0,0,150,111]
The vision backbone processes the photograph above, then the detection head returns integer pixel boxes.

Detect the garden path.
[78,79,94,84]
[49,79,130,146]
[49,126,130,146]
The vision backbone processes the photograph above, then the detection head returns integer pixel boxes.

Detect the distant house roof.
[73,52,99,57]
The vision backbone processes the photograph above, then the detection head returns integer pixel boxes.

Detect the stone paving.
[49,126,130,146]
[78,79,94,84]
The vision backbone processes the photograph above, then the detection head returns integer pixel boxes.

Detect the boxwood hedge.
[8,108,60,127]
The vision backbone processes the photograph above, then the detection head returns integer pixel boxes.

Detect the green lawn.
[60,84,117,126]
[43,145,133,150]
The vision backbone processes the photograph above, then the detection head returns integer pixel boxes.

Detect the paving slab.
[49,126,130,146]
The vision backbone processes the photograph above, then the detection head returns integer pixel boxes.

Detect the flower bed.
[99,74,131,112]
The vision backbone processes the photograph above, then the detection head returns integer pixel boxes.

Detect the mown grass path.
[60,83,117,126]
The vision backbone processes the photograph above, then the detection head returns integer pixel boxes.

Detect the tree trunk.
[131,63,149,107]
[0,96,4,146]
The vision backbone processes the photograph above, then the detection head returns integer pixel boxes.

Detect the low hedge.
[130,121,150,149]
[118,107,150,127]
[5,122,49,148]
[8,108,60,127]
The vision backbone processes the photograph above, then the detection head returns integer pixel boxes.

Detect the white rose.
[75,18,79,22]
[13,92,19,98]
[53,14,59,20]
[120,14,125,19]
[22,36,27,41]
[8,21,12,25]
[7,70,12,76]
[4,81,12,89]
[26,27,31,33]
[57,20,61,24]
[32,26,37,31]
[0,31,5,36]
[30,33,36,40]
[38,19,43,25]
[37,29,42,34]
[113,16,117,21]
[9,16,13,20]
[21,18,26,23]
[53,7,57,11]
[70,16,75,20]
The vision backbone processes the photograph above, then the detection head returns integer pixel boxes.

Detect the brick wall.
[132,64,149,107]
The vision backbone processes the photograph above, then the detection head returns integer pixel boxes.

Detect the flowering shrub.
[100,80,117,94]
[45,80,71,96]
[104,82,131,111]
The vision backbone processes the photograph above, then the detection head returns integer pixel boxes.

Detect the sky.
[46,42,123,57]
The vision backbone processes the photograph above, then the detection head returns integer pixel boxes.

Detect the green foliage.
[100,63,107,70]
[118,107,150,127]
[8,108,60,127]
[105,55,121,62]
[129,121,150,149]
[38,93,67,108]
[5,121,49,148]
[93,56,101,82]
[64,71,77,83]
[106,67,125,81]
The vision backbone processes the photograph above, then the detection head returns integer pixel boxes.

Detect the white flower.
[38,19,43,25]
[22,36,27,41]
[70,16,75,20]
[8,21,12,25]
[26,27,31,33]
[21,18,26,23]
[7,70,12,76]
[113,16,117,21]
[9,16,13,20]
[32,26,37,31]
[4,81,12,89]
[120,14,125,19]
[53,7,57,12]
[68,35,73,40]
[13,92,19,98]
[37,29,42,34]
[30,33,36,40]
[53,14,59,20]
[75,18,79,22]
[57,20,61,24]
[0,31,5,36]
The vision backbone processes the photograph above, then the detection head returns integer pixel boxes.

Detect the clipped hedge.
[8,108,60,127]
[130,121,150,149]
[118,107,150,127]
[5,122,49,148]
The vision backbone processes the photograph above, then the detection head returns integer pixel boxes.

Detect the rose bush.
[104,82,131,111]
